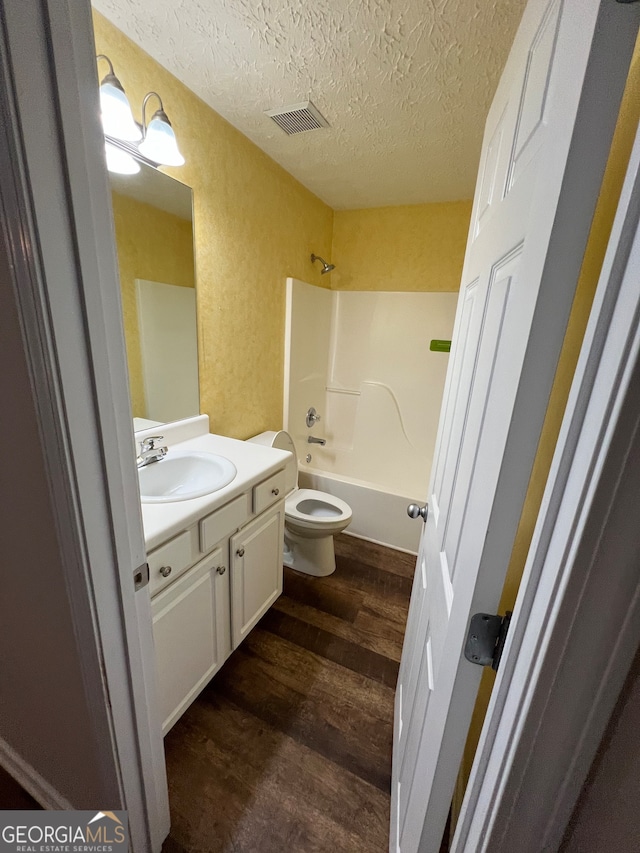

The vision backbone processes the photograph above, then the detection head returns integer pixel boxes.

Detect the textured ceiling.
[92,0,526,209]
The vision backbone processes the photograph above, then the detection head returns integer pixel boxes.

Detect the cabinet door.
[151,545,227,734]
[230,501,284,648]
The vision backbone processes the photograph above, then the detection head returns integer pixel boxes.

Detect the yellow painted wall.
[94,11,334,438]
[111,190,194,418]
[331,202,472,291]
[452,35,640,829]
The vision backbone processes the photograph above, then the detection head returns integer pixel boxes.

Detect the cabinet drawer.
[148,530,193,597]
[200,493,250,553]
[253,469,287,515]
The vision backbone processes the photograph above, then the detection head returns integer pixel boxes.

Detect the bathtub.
[298,464,422,554]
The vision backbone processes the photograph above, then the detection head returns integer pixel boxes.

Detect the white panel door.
[136,279,199,422]
[391,2,639,851]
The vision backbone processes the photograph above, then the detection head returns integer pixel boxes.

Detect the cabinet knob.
[159,565,172,577]
[271,488,280,496]
[216,565,226,575]
[236,547,245,558]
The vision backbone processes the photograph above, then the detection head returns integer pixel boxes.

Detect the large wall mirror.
[109,164,198,429]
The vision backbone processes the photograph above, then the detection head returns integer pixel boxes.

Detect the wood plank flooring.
[0,765,39,809]
[162,534,415,853]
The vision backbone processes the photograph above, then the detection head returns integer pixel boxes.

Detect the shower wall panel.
[285,279,457,499]
[284,278,332,452]
[326,291,457,496]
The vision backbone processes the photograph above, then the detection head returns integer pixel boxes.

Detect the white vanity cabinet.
[151,545,228,733]
[145,472,285,734]
[230,502,284,648]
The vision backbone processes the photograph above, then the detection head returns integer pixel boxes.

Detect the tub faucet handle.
[306,407,321,428]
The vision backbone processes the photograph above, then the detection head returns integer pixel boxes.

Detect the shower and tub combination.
[283,277,457,554]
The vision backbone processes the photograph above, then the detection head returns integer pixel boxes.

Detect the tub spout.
[308,436,326,446]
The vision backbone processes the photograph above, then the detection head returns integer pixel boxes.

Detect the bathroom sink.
[138,451,237,503]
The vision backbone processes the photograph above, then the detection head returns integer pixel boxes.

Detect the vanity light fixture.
[105,141,140,175]
[138,92,185,167]
[97,55,141,142]
[96,56,185,171]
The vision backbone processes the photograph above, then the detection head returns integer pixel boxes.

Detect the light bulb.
[105,142,140,175]
[139,115,185,166]
[100,83,142,142]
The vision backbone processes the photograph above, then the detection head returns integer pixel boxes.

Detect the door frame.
[453,118,640,850]
[0,1,169,849]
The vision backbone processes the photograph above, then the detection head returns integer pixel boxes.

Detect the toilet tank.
[247,430,298,495]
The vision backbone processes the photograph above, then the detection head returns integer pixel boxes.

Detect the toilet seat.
[285,488,352,530]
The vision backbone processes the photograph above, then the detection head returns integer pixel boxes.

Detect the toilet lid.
[271,430,298,493]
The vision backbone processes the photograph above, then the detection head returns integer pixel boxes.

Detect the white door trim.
[0,1,169,848]
[453,115,640,851]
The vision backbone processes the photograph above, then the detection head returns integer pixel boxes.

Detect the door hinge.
[464,611,512,672]
[133,562,150,591]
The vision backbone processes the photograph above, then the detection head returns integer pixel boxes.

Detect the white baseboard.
[343,530,418,557]
[0,736,73,810]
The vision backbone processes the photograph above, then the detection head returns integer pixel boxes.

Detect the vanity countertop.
[137,418,290,551]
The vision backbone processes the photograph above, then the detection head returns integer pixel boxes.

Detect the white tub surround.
[283,280,332,446]
[284,279,457,551]
[135,416,290,733]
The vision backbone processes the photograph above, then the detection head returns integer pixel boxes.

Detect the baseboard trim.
[343,530,418,557]
[0,737,73,810]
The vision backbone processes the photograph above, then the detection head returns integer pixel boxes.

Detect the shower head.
[311,253,335,275]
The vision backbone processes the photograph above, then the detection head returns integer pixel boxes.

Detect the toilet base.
[283,529,336,577]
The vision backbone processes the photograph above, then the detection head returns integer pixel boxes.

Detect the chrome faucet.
[137,435,168,468]
[307,436,326,446]
[306,407,321,427]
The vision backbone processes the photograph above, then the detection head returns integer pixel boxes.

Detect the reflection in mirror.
[109,165,198,428]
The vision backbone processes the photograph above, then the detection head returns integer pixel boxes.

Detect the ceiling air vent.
[265,101,329,135]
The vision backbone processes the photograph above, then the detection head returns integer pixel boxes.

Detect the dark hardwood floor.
[0,765,39,809]
[162,534,415,853]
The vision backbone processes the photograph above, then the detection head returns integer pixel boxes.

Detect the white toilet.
[248,430,352,576]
